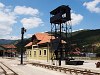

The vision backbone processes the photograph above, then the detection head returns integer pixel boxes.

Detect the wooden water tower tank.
[50,5,71,24]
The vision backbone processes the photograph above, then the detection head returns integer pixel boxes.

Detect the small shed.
[0,44,17,57]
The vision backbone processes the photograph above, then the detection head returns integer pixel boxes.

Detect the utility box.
[50,5,71,24]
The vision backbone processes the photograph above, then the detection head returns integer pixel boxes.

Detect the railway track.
[0,62,18,75]
[30,62,100,75]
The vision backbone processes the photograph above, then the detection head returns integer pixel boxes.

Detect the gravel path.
[0,57,100,75]
[0,58,68,75]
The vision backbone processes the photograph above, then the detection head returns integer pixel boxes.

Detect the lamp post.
[21,27,26,64]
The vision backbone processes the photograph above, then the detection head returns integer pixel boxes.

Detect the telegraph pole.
[21,27,26,64]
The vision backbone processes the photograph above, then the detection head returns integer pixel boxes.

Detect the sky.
[0,0,100,40]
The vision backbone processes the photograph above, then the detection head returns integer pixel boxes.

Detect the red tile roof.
[1,44,16,49]
[25,32,67,47]
[4,50,17,52]
[0,44,17,52]
[36,33,55,44]
[25,32,55,47]
[35,33,49,40]
[35,33,66,44]
[25,42,32,47]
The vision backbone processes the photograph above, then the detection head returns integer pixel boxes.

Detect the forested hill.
[72,29,100,45]
[0,39,15,44]
[0,29,100,46]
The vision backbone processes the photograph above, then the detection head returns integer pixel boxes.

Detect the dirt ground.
[0,57,100,75]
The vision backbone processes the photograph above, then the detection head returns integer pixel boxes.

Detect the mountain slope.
[0,39,15,44]
[72,29,100,45]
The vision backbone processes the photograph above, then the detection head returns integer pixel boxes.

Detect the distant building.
[0,44,17,57]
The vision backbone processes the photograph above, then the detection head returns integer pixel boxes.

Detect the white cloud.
[72,29,84,32]
[21,17,43,29]
[83,0,100,13]
[10,36,21,40]
[14,6,39,16]
[0,35,21,40]
[0,3,17,36]
[26,34,33,38]
[0,3,44,40]
[0,2,5,8]
[71,12,83,25]
[22,33,33,39]
[14,6,44,30]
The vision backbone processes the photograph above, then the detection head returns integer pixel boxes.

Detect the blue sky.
[0,0,100,40]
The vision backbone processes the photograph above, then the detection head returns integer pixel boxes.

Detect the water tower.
[50,5,84,66]
[50,5,72,66]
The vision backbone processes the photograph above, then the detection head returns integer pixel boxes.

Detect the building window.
[30,51,31,57]
[39,50,41,55]
[44,50,46,55]
[34,51,36,57]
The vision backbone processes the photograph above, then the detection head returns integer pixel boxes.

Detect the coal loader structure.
[50,5,84,66]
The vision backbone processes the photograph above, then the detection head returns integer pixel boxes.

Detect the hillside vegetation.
[0,29,100,53]
[72,29,100,45]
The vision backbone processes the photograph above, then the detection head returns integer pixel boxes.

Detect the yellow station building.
[25,32,54,61]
